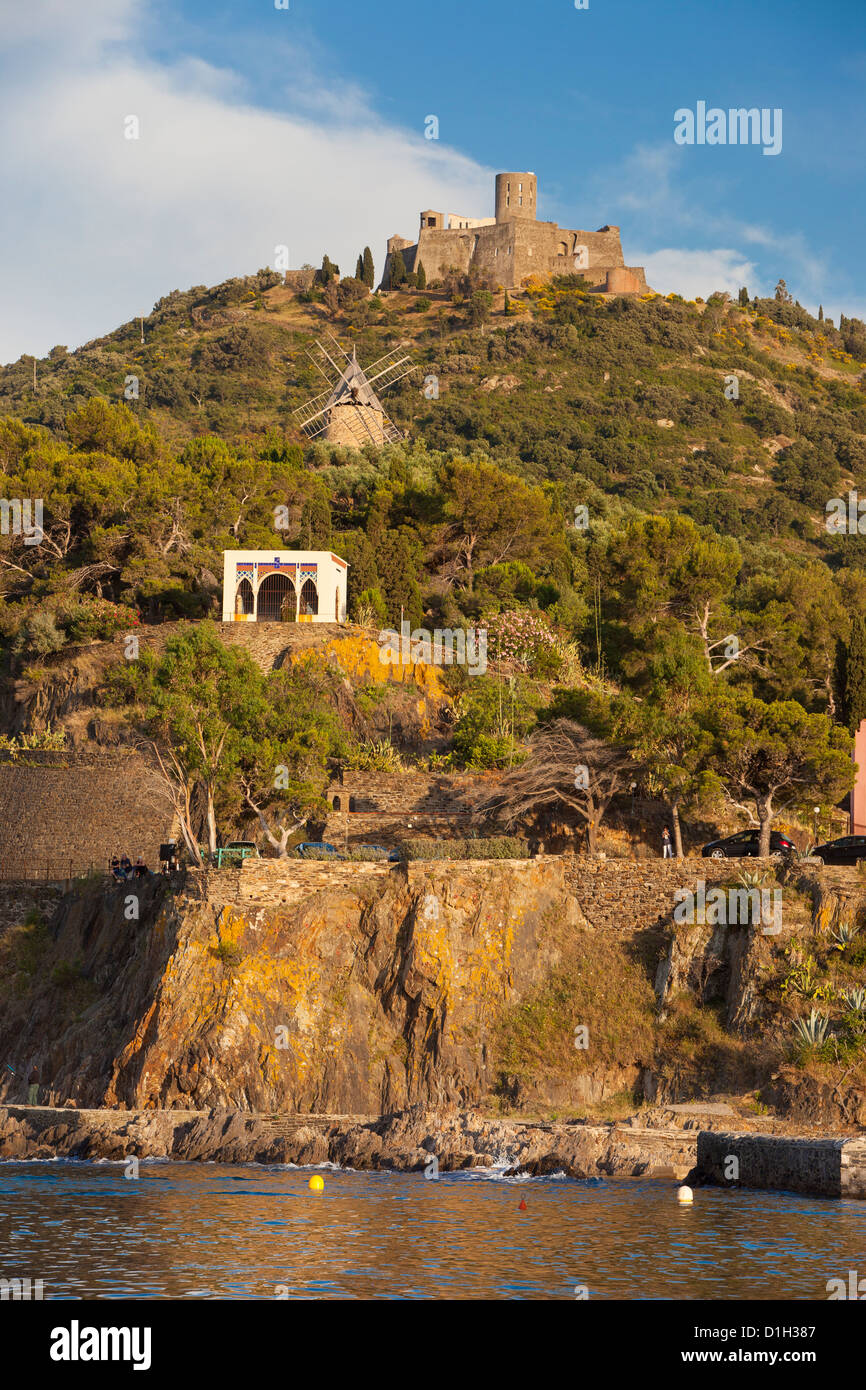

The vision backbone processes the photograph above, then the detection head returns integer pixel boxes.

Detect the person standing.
[27,1064,39,1106]
[661,826,674,859]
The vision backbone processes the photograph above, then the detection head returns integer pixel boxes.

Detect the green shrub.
[401,837,529,861]
[51,959,84,988]
[213,940,244,968]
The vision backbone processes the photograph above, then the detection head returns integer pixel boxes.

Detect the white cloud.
[586,140,834,308]
[0,0,492,362]
[635,248,759,301]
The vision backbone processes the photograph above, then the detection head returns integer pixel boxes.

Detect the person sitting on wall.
[110,855,123,881]
[133,855,148,878]
[119,854,133,879]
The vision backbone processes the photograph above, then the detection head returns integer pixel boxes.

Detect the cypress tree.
[318,254,338,285]
[355,254,364,281]
[390,250,406,288]
[362,246,375,288]
[818,305,824,322]
[415,260,426,291]
[738,286,749,306]
[842,616,866,733]
[380,530,422,627]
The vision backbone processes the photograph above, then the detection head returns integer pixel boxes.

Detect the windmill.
[292,332,417,449]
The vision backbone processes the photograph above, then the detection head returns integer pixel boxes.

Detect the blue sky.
[0,0,864,361]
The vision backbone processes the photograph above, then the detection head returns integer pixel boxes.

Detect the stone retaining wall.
[695,1131,866,1198]
[0,751,174,876]
[563,856,760,936]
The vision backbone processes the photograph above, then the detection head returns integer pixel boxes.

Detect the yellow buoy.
[677,1185,693,1203]
[308,1175,324,1192]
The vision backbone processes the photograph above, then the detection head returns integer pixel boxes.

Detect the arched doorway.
[257,573,295,622]
[299,578,318,618]
[235,577,254,616]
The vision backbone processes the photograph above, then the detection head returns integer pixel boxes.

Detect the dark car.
[701,829,796,859]
[354,844,402,862]
[811,835,866,867]
[294,841,345,860]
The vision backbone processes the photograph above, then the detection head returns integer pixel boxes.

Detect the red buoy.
[518,1198,527,1211]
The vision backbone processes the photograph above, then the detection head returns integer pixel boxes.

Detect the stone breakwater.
[0,1104,697,1180]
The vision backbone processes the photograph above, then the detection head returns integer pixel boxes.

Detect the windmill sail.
[292,334,417,447]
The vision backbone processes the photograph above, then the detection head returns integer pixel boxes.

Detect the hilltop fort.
[381,170,649,294]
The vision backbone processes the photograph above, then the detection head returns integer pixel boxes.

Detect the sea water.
[0,1160,864,1300]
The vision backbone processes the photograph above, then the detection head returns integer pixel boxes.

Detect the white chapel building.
[222,550,348,624]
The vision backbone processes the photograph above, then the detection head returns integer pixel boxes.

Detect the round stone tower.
[495,172,537,222]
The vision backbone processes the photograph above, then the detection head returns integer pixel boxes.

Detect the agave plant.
[737,869,769,890]
[829,920,860,950]
[841,986,866,1013]
[791,1008,830,1047]
[345,738,406,772]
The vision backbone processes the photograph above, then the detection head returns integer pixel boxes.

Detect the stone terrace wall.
[0,751,174,876]
[234,853,745,932]
[323,770,492,845]
[237,857,394,903]
[562,856,772,937]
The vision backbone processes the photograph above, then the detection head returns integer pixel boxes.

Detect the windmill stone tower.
[293,333,417,449]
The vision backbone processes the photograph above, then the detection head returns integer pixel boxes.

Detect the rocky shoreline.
[0,1103,698,1179]
[4,1103,865,1195]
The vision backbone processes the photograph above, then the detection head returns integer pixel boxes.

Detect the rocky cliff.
[0,858,594,1113]
[1,857,865,1127]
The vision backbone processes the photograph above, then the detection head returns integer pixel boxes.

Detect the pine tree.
[362,247,375,289]
[842,616,866,734]
[415,260,426,291]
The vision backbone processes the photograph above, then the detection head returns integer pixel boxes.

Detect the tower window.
[519,183,523,192]
[519,196,523,206]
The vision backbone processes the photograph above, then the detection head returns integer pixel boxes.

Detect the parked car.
[293,841,345,860]
[701,829,796,859]
[353,844,402,862]
[810,835,866,866]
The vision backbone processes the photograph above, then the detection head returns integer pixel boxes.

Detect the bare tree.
[240,778,308,858]
[473,718,637,855]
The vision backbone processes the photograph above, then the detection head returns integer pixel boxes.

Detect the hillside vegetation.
[1,270,866,850]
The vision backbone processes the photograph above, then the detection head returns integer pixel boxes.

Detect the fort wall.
[382,171,645,294]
